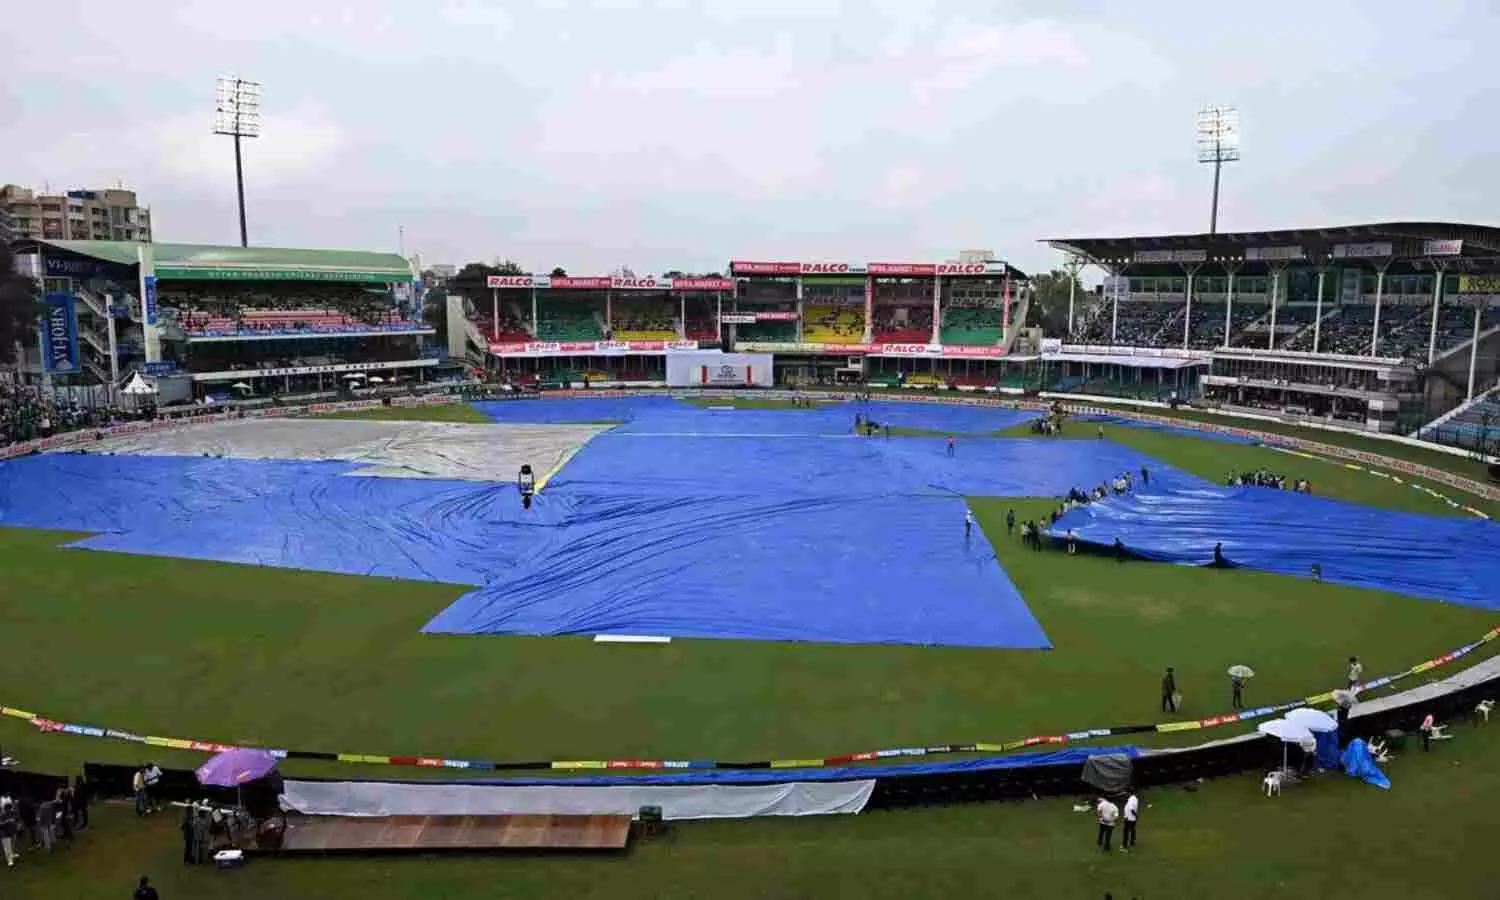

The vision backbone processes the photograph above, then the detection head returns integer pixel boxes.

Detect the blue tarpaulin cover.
[321,746,1142,787]
[2,401,1182,648]
[1341,738,1392,789]
[1047,470,1500,609]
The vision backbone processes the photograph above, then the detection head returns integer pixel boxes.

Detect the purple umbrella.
[196,748,278,787]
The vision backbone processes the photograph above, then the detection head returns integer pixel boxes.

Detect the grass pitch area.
[1,397,1496,898]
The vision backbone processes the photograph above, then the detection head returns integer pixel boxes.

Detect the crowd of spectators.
[0,383,151,448]
[1080,302,1179,346]
[166,285,420,337]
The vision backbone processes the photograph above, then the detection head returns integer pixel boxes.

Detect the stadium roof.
[1044,222,1500,271]
[16,239,413,283]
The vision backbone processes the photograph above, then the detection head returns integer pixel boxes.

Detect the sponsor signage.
[1244,245,1305,261]
[754,311,800,321]
[142,275,158,325]
[44,256,111,278]
[719,313,758,324]
[868,261,1008,277]
[1132,249,1207,264]
[1332,242,1392,259]
[488,339,701,356]
[701,364,751,386]
[1040,338,1064,354]
[155,267,407,282]
[672,277,734,292]
[1422,239,1464,257]
[737,341,873,354]
[871,344,1005,358]
[42,293,80,373]
[144,361,177,376]
[487,274,551,289]
[1458,274,1500,293]
[192,358,438,382]
[610,276,669,290]
[730,261,865,276]
[109,304,131,319]
[550,276,613,290]
[876,342,944,356]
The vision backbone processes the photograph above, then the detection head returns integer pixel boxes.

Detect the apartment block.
[1,184,153,242]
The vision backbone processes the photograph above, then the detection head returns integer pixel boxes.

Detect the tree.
[549,267,567,278]
[1026,269,1085,337]
[448,259,526,298]
[0,242,42,366]
[422,286,449,344]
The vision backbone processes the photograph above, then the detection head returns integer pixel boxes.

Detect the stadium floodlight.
[1196,106,1240,235]
[214,76,261,247]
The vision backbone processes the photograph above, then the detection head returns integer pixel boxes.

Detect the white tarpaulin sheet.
[282,778,875,821]
[76,418,610,482]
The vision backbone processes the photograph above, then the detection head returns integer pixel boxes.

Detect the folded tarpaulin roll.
[1080,753,1134,795]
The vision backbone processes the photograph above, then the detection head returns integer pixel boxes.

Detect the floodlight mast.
[214,76,261,247]
[1196,107,1240,235]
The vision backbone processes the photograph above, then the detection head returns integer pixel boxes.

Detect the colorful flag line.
[4,626,1495,774]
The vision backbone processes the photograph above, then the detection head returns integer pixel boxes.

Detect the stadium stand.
[802,305,865,343]
[872,308,933,343]
[1426,397,1500,452]
[476,307,532,342]
[941,307,1004,346]
[611,298,676,340]
[536,301,603,341]
[1080,301,1179,346]
[166,285,422,337]
[736,318,797,341]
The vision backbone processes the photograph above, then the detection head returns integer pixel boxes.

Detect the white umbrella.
[342,373,366,381]
[1227,665,1255,679]
[1285,707,1338,734]
[1257,718,1316,773]
[367,376,385,384]
[1332,689,1359,709]
[231,382,253,392]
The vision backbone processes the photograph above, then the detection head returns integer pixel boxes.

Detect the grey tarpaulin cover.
[1080,754,1134,794]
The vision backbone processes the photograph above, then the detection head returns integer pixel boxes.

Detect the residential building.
[0,184,152,242]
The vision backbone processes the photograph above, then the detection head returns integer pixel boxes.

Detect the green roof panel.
[33,240,412,283]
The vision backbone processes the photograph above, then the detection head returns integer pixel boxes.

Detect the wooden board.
[268,814,632,854]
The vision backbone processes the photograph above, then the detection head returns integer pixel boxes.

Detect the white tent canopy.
[121,372,157,395]
[1285,707,1338,734]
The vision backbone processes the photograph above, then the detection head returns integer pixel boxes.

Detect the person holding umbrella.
[1228,665,1254,710]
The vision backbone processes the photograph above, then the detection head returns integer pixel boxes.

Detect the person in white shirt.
[964,510,974,541]
[1347,656,1363,689]
[1122,793,1140,851]
[143,764,162,814]
[1095,797,1119,852]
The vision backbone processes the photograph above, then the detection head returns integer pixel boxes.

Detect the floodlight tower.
[1196,106,1240,235]
[214,76,261,247]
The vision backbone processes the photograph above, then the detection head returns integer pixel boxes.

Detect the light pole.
[214,76,261,247]
[1196,106,1240,235]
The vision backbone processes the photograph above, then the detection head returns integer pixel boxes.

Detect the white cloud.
[127,109,344,188]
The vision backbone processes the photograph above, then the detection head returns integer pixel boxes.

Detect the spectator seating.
[1425,398,1500,451]
[802,305,865,343]
[476,308,532,342]
[1080,302,1179,346]
[736,319,797,341]
[872,308,933,343]
[536,301,603,341]
[612,300,677,341]
[941,307,1003,346]
[178,306,421,336]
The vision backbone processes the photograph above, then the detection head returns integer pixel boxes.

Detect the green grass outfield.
[1,399,1495,897]
[10,718,1500,899]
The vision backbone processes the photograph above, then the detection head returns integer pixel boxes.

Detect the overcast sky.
[2,0,1495,277]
